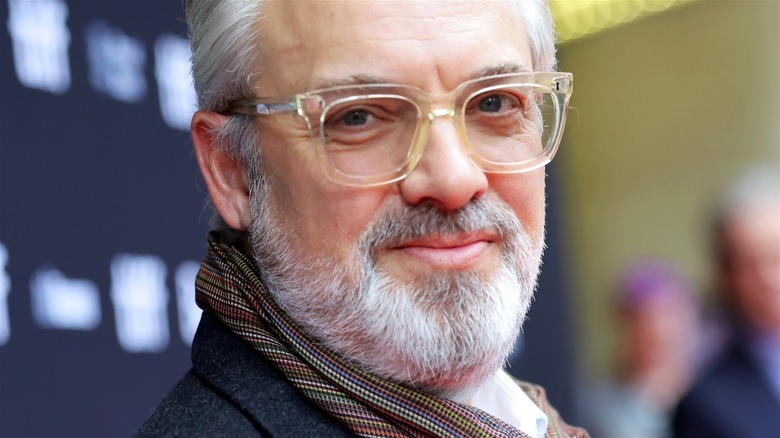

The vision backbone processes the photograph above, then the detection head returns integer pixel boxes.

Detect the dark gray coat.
[136,312,352,437]
[138,313,586,437]
[672,336,780,438]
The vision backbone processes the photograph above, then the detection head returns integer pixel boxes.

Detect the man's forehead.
[258,1,526,46]
[254,0,532,93]
[260,1,524,38]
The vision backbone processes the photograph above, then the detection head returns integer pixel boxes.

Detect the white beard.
[248,180,543,400]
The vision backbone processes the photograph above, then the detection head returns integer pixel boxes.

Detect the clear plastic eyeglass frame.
[227,72,573,187]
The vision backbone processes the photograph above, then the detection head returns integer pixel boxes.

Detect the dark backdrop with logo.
[0,1,578,436]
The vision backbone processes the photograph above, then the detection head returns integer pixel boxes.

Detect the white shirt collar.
[471,369,549,438]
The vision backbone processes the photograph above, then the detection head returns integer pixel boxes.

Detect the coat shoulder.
[135,369,262,437]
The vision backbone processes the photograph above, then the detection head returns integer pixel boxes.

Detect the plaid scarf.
[195,232,539,437]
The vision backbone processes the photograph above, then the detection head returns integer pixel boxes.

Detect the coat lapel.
[191,312,352,437]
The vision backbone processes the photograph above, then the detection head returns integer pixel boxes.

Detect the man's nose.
[399,118,488,211]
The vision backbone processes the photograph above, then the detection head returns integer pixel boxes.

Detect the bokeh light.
[551,0,697,43]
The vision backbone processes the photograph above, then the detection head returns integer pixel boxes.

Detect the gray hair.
[712,165,780,259]
[186,0,262,166]
[186,0,558,227]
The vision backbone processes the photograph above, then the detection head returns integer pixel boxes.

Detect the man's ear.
[191,110,252,230]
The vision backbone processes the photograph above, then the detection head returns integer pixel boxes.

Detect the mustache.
[360,196,522,253]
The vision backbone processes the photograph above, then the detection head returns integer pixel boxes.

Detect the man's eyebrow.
[311,74,388,91]
[475,62,532,78]
[309,63,531,91]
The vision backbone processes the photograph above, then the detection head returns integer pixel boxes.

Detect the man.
[584,259,699,438]
[673,167,780,437]
[138,1,583,436]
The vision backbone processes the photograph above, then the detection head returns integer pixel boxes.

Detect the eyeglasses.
[227,72,573,187]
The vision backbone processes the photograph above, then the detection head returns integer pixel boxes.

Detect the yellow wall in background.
[556,0,779,375]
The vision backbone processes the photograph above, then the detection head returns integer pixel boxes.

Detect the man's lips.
[388,232,496,268]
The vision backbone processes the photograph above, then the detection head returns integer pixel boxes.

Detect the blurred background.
[0,0,777,436]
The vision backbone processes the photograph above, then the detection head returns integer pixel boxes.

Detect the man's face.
[722,201,780,332]
[246,1,546,396]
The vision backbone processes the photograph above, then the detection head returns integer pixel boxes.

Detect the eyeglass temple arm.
[226,98,298,116]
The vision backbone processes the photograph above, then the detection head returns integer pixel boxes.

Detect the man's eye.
[478,95,504,113]
[341,109,370,126]
[475,92,523,114]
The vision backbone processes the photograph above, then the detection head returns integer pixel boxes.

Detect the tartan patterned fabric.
[195,232,530,437]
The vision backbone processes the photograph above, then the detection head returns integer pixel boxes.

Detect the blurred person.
[583,259,700,438]
[672,167,780,437]
[137,1,586,437]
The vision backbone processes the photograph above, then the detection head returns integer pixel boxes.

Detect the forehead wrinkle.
[361,6,500,37]
[339,21,506,51]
